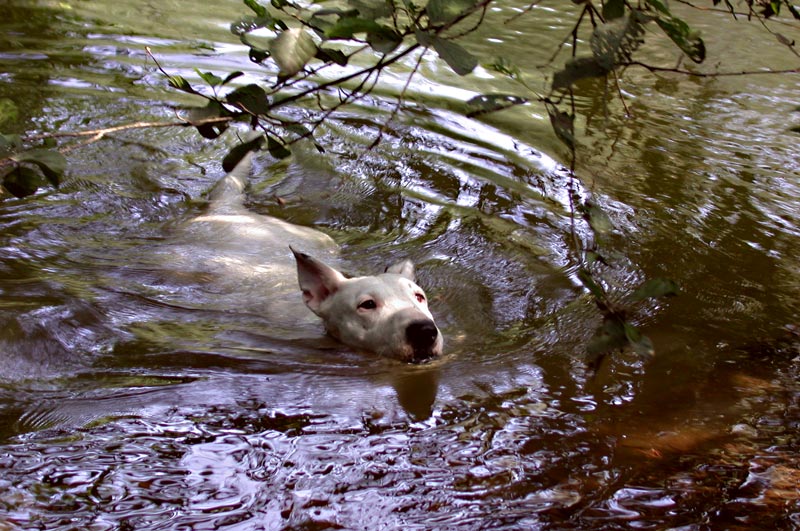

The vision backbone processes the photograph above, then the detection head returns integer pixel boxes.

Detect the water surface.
[1,1,798,529]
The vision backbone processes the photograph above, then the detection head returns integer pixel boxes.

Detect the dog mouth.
[410,348,438,364]
[406,319,442,364]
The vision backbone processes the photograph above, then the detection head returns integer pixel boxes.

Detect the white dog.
[183,151,443,363]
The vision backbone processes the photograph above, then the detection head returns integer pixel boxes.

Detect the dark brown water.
[1,1,798,529]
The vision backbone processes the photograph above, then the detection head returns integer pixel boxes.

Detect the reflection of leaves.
[587,317,627,358]
[577,268,606,301]
[603,0,626,20]
[624,322,655,359]
[2,165,44,198]
[552,56,609,91]
[583,201,613,236]
[546,103,575,150]
[587,315,655,372]
[0,134,22,157]
[630,278,679,301]
[428,0,477,24]
[465,94,528,117]
[553,14,647,90]
[12,149,66,187]
[0,98,19,128]
[590,13,647,70]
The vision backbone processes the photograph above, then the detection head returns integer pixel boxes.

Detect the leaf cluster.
[160,0,490,165]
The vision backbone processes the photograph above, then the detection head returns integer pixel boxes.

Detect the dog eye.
[357,299,377,310]
[415,293,426,303]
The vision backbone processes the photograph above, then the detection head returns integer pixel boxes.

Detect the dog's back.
[163,152,442,361]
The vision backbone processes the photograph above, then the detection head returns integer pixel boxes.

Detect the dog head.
[292,248,443,363]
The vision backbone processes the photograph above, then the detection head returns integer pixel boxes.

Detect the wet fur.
[188,153,443,362]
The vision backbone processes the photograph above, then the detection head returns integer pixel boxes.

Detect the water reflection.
[1,0,800,529]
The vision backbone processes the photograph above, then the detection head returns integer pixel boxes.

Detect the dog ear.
[291,247,346,314]
[385,260,415,282]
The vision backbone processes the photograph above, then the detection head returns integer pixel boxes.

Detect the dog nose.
[406,319,439,362]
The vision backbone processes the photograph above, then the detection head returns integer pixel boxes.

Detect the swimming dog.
[184,151,443,363]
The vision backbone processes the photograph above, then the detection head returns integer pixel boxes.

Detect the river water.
[1,1,798,529]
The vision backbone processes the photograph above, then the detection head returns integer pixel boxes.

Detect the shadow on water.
[1,0,800,529]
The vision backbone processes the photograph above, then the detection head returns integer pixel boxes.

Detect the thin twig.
[621,61,800,76]
[505,1,544,25]
[9,116,235,158]
[368,49,426,150]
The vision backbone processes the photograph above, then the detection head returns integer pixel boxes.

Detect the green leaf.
[248,46,270,64]
[465,94,528,117]
[270,28,317,76]
[349,0,394,20]
[577,268,606,300]
[187,101,231,139]
[267,135,291,159]
[546,103,575,150]
[552,56,608,91]
[654,17,705,63]
[366,26,402,54]
[226,84,270,115]
[222,135,265,173]
[428,0,476,23]
[222,71,245,85]
[603,0,626,20]
[244,0,267,18]
[167,75,199,95]
[315,47,348,66]
[12,149,66,187]
[2,165,45,197]
[285,123,313,139]
[646,0,705,63]
[431,36,477,75]
[325,16,383,39]
[195,69,224,88]
[630,278,679,302]
[624,322,655,359]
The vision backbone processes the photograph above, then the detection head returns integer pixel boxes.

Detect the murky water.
[1,1,799,529]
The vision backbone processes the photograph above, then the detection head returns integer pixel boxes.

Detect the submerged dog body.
[180,155,442,362]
